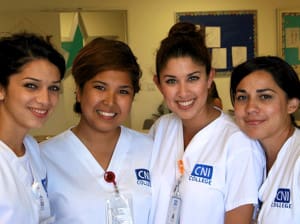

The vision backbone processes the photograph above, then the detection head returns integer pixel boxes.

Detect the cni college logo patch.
[271,188,292,209]
[135,169,151,187]
[189,164,213,185]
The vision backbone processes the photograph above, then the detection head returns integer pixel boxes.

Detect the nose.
[36,88,51,105]
[245,98,259,114]
[177,82,188,98]
[103,91,115,106]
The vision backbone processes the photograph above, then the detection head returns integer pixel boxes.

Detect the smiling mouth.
[96,110,116,117]
[245,119,264,126]
[177,99,194,107]
[29,107,48,118]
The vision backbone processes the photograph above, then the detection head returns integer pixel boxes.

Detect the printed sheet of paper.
[285,27,300,60]
[212,48,227,69]
[285,27,300,48]
[205,26,221,48]
[232,46,247,67]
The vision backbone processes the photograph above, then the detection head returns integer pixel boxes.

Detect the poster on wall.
[277,9,300,75]
[175,10,257,76]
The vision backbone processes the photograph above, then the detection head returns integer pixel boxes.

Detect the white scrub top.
[40,126,153,224]
[256,128,300,224]
[149,112,265,224]
[0,135,52,224]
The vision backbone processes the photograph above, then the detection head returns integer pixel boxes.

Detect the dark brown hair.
[72,37,142,113]
[0,32,66,87]
[156,22,211,81]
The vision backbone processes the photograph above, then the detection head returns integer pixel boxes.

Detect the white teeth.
[178,100,193,106]
[96,110,115,117]
[31,108,47,114]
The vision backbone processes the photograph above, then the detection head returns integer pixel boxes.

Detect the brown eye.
[24,83,37,89]
[49,85,60,92]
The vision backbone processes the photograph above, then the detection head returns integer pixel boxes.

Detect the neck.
[182,106,220,148]
[0,109,27,156]
[0,132,26,156]
[71,123,121,170]
[261,125,295,172]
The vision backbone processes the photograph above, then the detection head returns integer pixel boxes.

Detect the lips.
[29,107,48,118]
[177,99,194,107]
[244,119,264,126]
[96,110,116,118]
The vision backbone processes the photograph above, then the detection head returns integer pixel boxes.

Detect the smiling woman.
[230,56,300,223]
[0,32,66,224]
[39,37,154,224]
[149,21,265,224]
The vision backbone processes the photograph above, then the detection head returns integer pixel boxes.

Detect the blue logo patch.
[275,188,290,203]
[191,164,213,178]
[135,169,151,187]
[271,188,292,209]
[189,164,213,185]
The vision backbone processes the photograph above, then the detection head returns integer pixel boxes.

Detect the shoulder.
[121,126,153,145]
[149,113,180,136]
[39,129,74,154]
[293,128,300,146]
[23,135,40,156]
[24,135,39,149]
[216,113,264,156]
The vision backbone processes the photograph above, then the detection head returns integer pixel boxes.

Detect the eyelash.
[24,83,37,89]
[24,83,60,92]
[165,79,176,84]
[259,94,272,100]
[165,76,200,84]
[235,94,273,102]
[188,76,199,81]
[94,85,105,91]
[94,86,130,95]
[49,86,60,92]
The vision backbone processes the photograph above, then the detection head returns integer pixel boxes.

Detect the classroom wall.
[0,0,299,133]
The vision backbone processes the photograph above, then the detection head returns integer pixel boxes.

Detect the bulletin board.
[277,9,300,75]
[176,10,257,76]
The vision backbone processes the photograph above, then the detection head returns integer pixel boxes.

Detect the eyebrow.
[163,71,202,78]
[92,80,133,89]
[23,77,61,84]
[236,88,276,93]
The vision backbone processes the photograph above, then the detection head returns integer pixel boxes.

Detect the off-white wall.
[127,0,300,131]
[0,0,299,133]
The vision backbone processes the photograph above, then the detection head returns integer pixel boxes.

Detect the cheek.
[120,97,133,112]
[50,94,60,106]
[233,104,245,119]
[160,86,174,100]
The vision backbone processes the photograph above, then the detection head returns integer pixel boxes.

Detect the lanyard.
[174,160,185,194]
[166,160,185,224]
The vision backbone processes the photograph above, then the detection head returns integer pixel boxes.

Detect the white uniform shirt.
[257,128,300,224]
[40,126,153,224]
[0,135,52,224]
[149,112,265,224]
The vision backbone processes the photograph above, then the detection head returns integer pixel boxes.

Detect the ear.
[287,98,300,114]
[207,68,215,88]
[75,86,81,103]
[0,85,6,101]
[153,75,163,93]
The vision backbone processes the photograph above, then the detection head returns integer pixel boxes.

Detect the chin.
[30,120,47,129]
[241,128,261,140]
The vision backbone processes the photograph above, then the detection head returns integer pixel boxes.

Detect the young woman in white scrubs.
[40,37,153,224]
[149,22,265,224]
[0,32,66,224]
[230,56,300,223]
